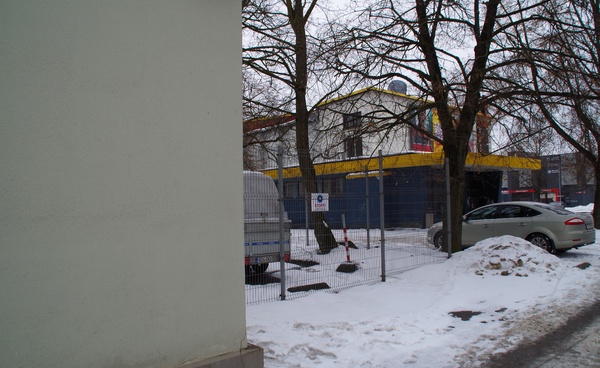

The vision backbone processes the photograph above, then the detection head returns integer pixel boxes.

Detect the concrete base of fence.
[288,282,331,293]
[336,262,359,273]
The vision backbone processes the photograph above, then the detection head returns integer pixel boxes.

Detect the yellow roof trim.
[261,153,541,179]
[467,153,541,171]
[317,87,425,107]
[346,171,393,179]
[315,87,491,118]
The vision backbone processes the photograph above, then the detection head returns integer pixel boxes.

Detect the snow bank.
[450,236,565,278]
[567,203,594,213]
[247,232,600,368]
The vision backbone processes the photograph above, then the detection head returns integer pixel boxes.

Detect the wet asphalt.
[484,298,600,367]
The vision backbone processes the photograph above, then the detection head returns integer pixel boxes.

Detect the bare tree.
[243,0,356,253]
[506,0,600,225]
[325,0,551,252]
[491,101,568,200]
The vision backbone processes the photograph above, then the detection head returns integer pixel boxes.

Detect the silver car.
[427,201,596,253]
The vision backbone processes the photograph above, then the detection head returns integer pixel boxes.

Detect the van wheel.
[527,233,556,254]
[245,263,268,275]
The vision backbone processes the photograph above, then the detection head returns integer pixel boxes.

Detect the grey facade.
[1,2,258,367]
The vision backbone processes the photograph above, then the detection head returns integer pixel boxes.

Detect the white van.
[244,171,291,274]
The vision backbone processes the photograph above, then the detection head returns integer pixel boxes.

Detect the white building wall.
[1,1,245,367]
[309,90,416,161]
[245,89,433,170]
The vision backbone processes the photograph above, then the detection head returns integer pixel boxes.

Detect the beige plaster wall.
[0,1,244,367]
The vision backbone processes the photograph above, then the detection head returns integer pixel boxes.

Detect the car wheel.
[433,232,443,251]
[527,233,556,254]
[245,263,268,275]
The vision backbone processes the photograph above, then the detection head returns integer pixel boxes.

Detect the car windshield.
[534,203,573,215]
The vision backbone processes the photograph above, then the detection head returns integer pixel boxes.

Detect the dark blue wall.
[279,168,502,230]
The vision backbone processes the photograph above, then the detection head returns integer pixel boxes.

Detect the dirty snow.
[246,204,600,367]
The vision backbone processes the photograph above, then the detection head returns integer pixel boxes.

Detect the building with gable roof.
[244,83,540,229]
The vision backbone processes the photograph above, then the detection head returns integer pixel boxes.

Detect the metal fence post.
[365,165,370,250]
[277,146,286,300]
[445,157,452,259]
[305,188,309,248]
[379,150,386,282]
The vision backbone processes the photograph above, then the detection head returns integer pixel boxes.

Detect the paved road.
[485,299,600,367]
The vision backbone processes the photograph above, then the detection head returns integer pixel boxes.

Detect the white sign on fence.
[311,193,329,212]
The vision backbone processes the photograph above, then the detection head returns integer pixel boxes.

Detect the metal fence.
[245,150,448,305]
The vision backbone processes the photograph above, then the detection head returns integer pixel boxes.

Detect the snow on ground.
[246,204,600,367]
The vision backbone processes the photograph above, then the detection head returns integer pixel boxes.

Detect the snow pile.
[567,203,594,213]
[451,236,564,278]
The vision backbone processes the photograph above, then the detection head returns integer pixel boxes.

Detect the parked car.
[427,201,595,253]
[244,171,291,274]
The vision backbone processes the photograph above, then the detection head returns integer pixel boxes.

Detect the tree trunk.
[290,0,338,254]
[593,162,600,229]
[296,146,338,253]
[444,142,469,254]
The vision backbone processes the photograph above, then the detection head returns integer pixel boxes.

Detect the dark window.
[345,137,363,158]
[283,180,305,199]
[284,181,296,198]
[343,112,362,130]
[322,177,345,195]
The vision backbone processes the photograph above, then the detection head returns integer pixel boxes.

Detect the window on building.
[322,177,345,195]
[345,137,363,158]
[284,181,295,198]
[343,112,362,130]
[283,180,305,199]
[519,170,532,188]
